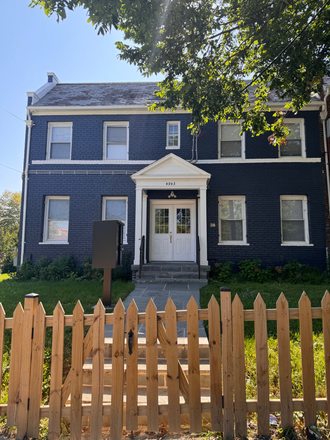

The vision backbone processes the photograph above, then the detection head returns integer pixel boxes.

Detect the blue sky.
[0,1,163,195]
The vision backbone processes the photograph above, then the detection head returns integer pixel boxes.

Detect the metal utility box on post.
[92,220,124,307]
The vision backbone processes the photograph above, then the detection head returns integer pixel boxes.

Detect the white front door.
[150,200,196,261]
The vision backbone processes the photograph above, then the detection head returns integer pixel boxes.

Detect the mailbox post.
[92,220,124,307]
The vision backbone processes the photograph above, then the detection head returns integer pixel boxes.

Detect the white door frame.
[150,199,196,262]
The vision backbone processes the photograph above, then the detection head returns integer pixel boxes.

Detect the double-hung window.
[279,119,305,157]
[166,121,180,149]
[280,196,310,245]
[47,122,72,159]
[102,197,128,244]
[104,122,129,160]
[219,122,245,158]
[43,196,70,243]
[218,196,247,244]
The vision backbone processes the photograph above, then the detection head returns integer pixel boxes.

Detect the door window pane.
[177,208,191,234]
[155,209,169,234]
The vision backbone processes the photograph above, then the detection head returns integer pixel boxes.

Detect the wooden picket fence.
[0,288,329,439]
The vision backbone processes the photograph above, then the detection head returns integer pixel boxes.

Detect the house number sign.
[165,182,176,186]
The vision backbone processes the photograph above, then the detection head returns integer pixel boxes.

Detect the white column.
[134,187,143,265]
[199,187,208,266]
[142,191,148,263]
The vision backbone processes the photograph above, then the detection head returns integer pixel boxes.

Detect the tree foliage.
[29,0,330,140]
[0,191,21,259]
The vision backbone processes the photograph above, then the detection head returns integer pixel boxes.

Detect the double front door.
[150,200,196,261]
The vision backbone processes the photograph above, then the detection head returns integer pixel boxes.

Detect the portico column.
[134,187,143,265]
[199,187,208,266]
[142,191,148,263]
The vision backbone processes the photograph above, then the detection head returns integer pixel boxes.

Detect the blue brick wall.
[19,110,326,270]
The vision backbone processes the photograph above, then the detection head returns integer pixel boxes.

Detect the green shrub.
[80,258,103,281]
[112,251,132,282]
[39,255,76,281]
[1,254,16,274]
[17,260,37,280]
[210,261,233,282]
[238,259,274,283]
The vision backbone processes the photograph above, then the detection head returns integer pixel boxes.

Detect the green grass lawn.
[0,273,135,316]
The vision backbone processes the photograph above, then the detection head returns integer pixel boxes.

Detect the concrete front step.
[135,277,208,284]
[68,385,211,405]
[101,337,210,359]
[82,358,211,388]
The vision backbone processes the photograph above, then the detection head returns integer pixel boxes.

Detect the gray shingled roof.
[32,80,324,107]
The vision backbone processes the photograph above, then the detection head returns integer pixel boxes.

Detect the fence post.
[220,287,234,439]
[16,293,39,439]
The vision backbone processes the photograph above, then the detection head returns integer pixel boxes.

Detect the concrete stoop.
[132,263,210,284]
[76,337,211,428]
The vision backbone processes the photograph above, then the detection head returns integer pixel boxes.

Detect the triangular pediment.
[131,153,211,180]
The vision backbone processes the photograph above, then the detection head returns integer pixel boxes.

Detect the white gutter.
[320,86,330,218]
[20,112,34,265]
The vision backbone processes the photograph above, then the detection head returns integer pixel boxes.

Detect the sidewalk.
[105,281,207,338]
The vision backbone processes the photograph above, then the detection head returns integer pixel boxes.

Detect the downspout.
[320,86,330,220]
[20,111,34,265]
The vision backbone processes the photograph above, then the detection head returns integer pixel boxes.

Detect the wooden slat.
[146,299,159,432]
[322,291,330,425]
[276,293,293,429]
[61,325,93,406]
[126,299,139,431]
[299,292,316,426]
[157,321,190,403]
[232,294,246,437]
[90,300,105,440]
[48,302,65,440]
[221,288,234,439]
[7,303,24,426]
[187,297,202,433]
[254,293,269,436]
[110,300,125,440]
[70,301,84,440]
[17,293,39,439]
[208,295,222,432]
[27,303,46,438]
[0,304,5,403]
[165,298,181,433]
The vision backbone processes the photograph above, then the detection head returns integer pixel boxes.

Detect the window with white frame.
[279,119,305,157]
[218,196,247,244]
[280,196,309,244]
[47,123,72,159]
[43,196,70,243]
[166,121,180,149]
[102,197,128,243]
[219,122,245,158]
[104,122,129,160]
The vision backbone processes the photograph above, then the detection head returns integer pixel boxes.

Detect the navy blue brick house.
[18,73,328,273]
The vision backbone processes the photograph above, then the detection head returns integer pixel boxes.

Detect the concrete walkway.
[105,282,207,338]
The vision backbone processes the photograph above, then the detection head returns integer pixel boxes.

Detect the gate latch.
[128,329,134,355]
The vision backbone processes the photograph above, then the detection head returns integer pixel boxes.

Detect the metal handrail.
[139,235,145,279]
[196,235,201,279]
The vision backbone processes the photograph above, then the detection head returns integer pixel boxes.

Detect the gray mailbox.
[92,220,124,307]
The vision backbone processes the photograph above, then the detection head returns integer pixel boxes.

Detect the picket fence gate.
[0,288,329,439]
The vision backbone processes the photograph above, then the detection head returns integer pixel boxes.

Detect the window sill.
[165,146,180,150]
[39,241,69,245]
[218,242,250,246]
[281,243,313,246]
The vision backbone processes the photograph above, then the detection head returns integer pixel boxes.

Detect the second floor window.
[279,119,305,157]
[47,123,72,159]
[166,121,180,149]
[104,122,129,160]
[219,123,244,158]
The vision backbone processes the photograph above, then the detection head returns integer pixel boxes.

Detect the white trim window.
[102,197,128,244]
[280,195,310,245]
[279,119,306,158]
[47,122,72,160]
[166,121,180,149]
[43,196,70,243]
[218,196,247,244]
[219,122,245,159]
[104,122,129,160]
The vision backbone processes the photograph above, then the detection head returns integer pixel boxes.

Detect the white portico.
[131,154,211,266]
